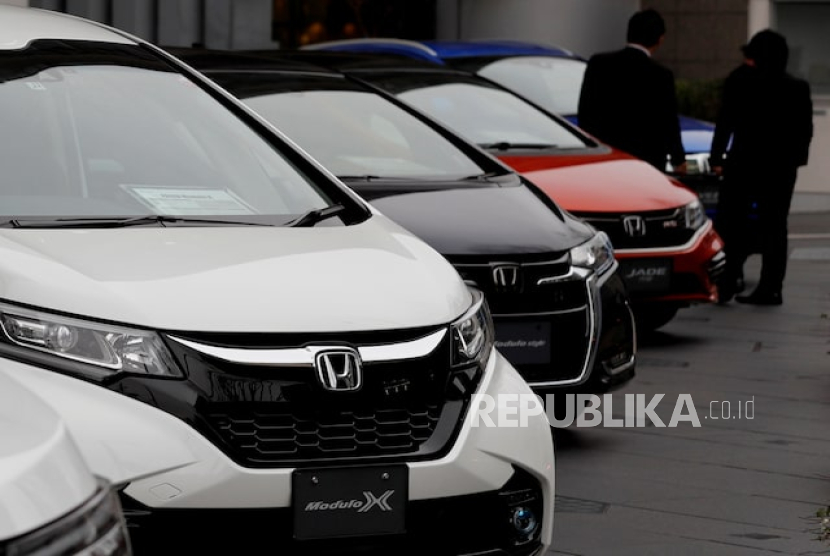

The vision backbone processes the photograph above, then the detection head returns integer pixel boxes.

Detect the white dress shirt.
[626,43,651,57]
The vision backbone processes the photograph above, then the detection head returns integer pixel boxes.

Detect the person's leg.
[736,167,797,304]
[757,167,797,294]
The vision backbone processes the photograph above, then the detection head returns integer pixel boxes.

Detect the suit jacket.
[710,64,813,172]
[577,46,685,170]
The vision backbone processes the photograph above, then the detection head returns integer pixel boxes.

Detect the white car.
[0,6,554,555]
[0,371,131,556]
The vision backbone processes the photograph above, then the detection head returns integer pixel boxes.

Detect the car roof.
[165,47,340,75]
[0,5,134,50]
[303,38,579,62]
[425,40,577,59]
[247,50,471,76]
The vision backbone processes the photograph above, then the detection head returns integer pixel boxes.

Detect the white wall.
[0,0,29,5]
[439,0,639,58]
[776,0,830,194]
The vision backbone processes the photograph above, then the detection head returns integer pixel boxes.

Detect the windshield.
[391,77,588,149]
[476,57,587,116]
[0,41,338,224]
[211,73,485,180]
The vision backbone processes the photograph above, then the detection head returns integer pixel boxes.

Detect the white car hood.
[0,371,97,540]
[0,215,470,332]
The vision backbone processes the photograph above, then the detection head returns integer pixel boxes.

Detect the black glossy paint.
[351,174,594,256]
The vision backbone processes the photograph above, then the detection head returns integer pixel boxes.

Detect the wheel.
[633,305,679,332]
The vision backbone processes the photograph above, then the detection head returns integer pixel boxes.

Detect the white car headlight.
[451,288,494,368]
[5,483,131,556]
[0,303,180,381]
[570,231,614,275]
[683,199,706,230]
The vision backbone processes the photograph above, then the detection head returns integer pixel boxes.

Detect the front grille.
[450,256,577,314]
[454,254,592,383]
[496,306,590,384]
[449,256,591,384]
[150,328,480,468]
[574,208,695,250]
[207,403,447,464]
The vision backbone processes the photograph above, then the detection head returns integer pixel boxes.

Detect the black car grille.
[450,256,577,314]
[450,256,591,384]
[498,307,591,384]
[207,403,448,464]
[150,328,480,468]
[573,208,696,250]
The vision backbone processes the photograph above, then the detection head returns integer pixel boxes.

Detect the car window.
[476,57,587,116]
[392,79,587,149]
[213,73,485,180]
[0,41,335,222]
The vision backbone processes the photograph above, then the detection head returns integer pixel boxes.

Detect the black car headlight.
[0,303,180,382]
[683,199,706,230]
[570,231,614,275]
[4,483,131,556]
[451,288,494,369]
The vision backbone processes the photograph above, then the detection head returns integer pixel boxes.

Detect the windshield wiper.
[337,175,415,182]
[461,171,504,181]
[337,175,384,181]
[0,216,273,228]
[287,204,347,227]
[479,142,559,151]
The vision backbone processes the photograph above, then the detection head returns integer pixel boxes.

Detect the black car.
[169,48,637,396]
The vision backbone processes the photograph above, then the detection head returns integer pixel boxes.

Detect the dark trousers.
[714,165,798,294]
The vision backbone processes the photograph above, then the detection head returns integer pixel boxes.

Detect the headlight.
[451,288,494,368]
[683,199,706,230]
[5,482,131,556]
[570,232,614,275]
[0,303,180,381]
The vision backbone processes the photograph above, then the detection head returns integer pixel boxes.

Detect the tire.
[633,305,679,332]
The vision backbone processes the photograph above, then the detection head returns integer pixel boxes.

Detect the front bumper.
[615,221,725,305]
[120,468,545,555]
[490,263,635,395]
[2,350,554,554]
[516,265,635,395]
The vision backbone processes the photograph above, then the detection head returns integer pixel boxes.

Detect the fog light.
[510,506,539,541]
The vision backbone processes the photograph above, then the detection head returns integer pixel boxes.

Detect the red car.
[267,52,726,331]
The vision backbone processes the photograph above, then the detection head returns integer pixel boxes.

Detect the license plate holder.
[619,258,672,293]
[494,320,552,366]
[293,465,408,540]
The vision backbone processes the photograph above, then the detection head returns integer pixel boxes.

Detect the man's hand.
[672,161,688,175]
[712,165,724,176]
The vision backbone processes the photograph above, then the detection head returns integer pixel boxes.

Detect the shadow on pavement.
[636,328,708,349]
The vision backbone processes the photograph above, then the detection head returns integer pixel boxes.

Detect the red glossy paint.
[497,147,725,311]
[499,149,696,214]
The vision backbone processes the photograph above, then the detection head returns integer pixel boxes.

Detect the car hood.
[0,216,470,332]
[349,179,594,256]
[0,371,97,540]
[498,152,697,213]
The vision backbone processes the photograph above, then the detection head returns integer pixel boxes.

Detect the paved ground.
[549,209,830,555]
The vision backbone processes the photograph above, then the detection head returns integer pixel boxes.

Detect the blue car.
[304,38,723,215]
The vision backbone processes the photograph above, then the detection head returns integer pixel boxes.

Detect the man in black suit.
[577,9,686,174]
[710,30,813,305]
